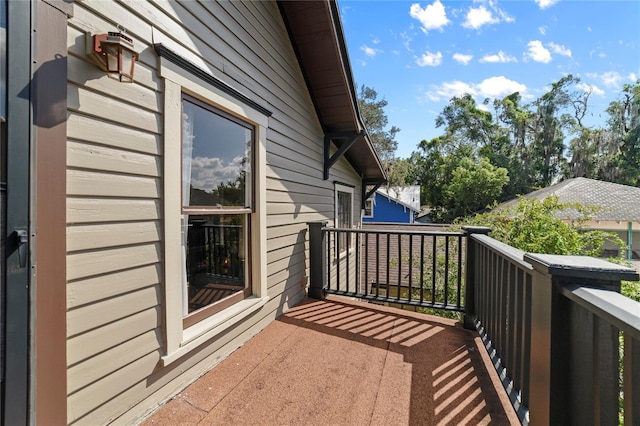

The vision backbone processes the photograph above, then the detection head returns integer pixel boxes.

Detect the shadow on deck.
[143,296,519,425]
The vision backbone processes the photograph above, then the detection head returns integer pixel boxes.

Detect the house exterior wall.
[573,220,640,260]
[362,192,414,223]
[65,1,362,424]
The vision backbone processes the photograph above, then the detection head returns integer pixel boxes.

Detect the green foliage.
[621,280,640,302]
[459,195,626,257]
[445,157,509,219]
[404,77,639,224]
[357,85,400,165]
[386,157,414,187]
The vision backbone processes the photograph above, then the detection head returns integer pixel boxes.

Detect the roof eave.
[278,0,386,183]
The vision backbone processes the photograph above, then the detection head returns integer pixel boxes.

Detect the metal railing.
[309,222,467,311]
[307,222,640,425]
[466,232,640,425]
[187,222,243,283]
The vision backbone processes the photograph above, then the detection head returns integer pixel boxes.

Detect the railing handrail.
[322,226,466,237]
[559,283,640,338]
[470,233,535,271]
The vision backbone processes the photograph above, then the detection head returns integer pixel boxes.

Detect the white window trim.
[334,183,354,228]
[334,183,355,258]
[160,57,268,365]
[363,197,374,219]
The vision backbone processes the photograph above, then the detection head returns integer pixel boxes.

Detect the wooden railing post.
[462,226,491,330]
[308,221,328,299]
[524,253,638,425]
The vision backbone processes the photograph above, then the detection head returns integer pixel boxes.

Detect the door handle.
[15,229,28,268]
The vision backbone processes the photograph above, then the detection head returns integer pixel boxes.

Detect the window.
[160,55,269,363]
[335,183,354,252]
[181,95,253,326]
[363,198,374,218]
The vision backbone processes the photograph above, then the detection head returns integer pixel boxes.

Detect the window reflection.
[182,97,252,208]
[186,215,246,314]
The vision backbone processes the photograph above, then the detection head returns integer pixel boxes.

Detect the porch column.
[525,254,638,425]
[307,222,327,299]
[462,226,491,330]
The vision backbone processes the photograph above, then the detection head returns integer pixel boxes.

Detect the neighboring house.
[0,1,385,424]
[498,177,640,262]
[363,186,421,223]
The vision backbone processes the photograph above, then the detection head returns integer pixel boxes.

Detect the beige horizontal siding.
[68,328,162,394]
[67,84,161,134]
[67,141,161,177]
[68,350,162,423]
[67,169,161,198]
[67,285,161,337]
[67,113,161,155]
[67,264,162,309]
[67,198,161,224]
[66,0,366,423]
[67,307,161,366]
[67,221,161,252]
[67,242,162,281]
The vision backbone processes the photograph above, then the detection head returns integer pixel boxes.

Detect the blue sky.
[339,0,640,158]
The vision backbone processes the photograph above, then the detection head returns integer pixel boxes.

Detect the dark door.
[2,0,32,423]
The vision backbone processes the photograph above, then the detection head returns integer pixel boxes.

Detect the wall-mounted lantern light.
[87,31,139,83]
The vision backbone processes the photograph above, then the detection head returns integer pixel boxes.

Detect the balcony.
[145,223,640,425]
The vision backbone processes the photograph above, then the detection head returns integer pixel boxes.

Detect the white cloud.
[416,51,443,67]
[525,40,552,63]
[461,2,514,30]
[476,76,527,98]
[548,42,572,57]
[462,5,499,29]
[426,76,526,101]
[453,53,473,65]
[576,83,605,97]
[601,71,623,87]
[400,32,413,52]
[361,45,379,57]
[496,6,515,24]
[587,71,631,88]
[427,80,477,101]
[480,50,517,63]
[409,1,450,33]
[190,156,244,193]
[538,26,547,36]
[629,72,638,82]
[535,0,559,9]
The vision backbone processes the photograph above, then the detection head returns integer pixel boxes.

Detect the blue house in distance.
[363,186,421,224]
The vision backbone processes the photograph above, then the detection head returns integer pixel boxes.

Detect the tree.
[444,157,509,219]
[435,93,495,148]
[410,95,510,222]
[491,92,534,197]
[357,85,400,169]
[604,81,640,186]
[527,75,581,187]
[385,157,414,187]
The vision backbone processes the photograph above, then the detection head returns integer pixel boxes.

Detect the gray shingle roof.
[499,177,640,222]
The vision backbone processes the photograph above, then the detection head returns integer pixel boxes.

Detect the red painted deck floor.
[142,296,519,425]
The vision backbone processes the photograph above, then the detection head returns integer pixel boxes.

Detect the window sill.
[161,295,269,366]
